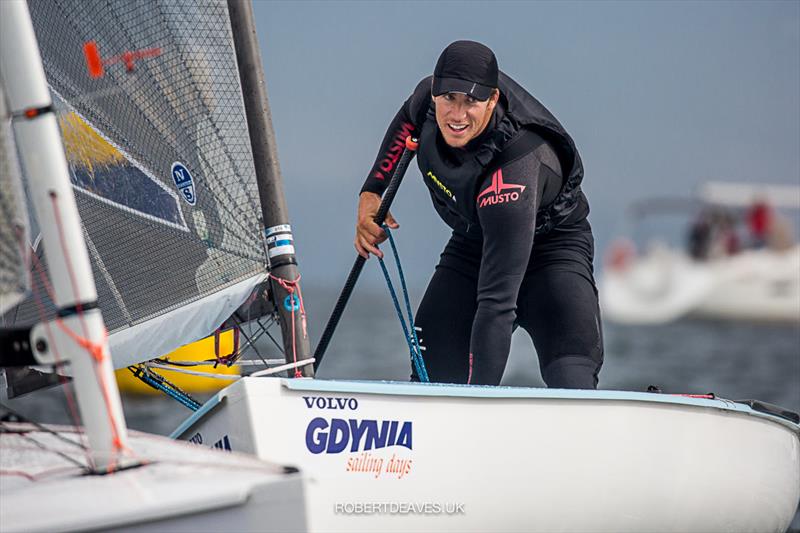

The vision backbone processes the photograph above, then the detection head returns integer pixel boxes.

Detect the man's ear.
[486,89,500,111]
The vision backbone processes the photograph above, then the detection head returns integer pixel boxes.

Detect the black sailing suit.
[361,72,603,388]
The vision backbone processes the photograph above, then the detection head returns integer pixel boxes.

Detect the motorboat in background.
[601,182,800,325]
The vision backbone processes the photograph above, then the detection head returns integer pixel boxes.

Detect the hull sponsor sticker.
[171,162,197,205]
[303,395,414,479]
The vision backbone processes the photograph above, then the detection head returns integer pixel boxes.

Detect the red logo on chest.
[477,168,526,208]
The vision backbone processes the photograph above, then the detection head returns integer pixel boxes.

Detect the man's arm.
[356,77,431,258]
[360,76,432,195]
[468,147,560,384]
[360,106,417,196]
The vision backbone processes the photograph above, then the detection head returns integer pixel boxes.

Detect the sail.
[0,84,30,316]
[4,0,270,367]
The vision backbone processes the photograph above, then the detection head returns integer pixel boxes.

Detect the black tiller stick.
[313,136,419,370]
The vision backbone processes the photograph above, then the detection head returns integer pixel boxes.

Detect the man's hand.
[355,191,399,259]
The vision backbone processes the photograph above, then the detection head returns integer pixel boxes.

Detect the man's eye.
[466,96,477,104]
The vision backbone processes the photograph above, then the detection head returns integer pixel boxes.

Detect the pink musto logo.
[477,168,526,208]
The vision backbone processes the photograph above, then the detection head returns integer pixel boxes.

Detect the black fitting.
[0,327,37,367]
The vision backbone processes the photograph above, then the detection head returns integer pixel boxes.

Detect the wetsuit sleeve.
[360,77,432,196]
[469,150,553,384]
[360,106,417,196]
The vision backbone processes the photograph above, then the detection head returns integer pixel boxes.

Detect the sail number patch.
[171,162,196,205]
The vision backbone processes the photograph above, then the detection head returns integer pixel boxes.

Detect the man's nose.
[449,103,467,120]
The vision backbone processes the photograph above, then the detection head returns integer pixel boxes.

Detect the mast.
[0,0,129,471]
[227,0,313,377]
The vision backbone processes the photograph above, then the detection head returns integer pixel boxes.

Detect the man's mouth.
[448,123,468,134]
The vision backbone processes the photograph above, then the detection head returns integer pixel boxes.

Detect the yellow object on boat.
[115,329,240,395]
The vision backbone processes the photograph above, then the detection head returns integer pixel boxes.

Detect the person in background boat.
[766,212,795,251]
[355,41,603,389]
[710,208,740,258]
[744,196,796,252]
[687,210,712,260]
[746,198,772,249]
[688,208,740,260]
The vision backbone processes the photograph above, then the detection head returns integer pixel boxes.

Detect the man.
[356,41,603,388]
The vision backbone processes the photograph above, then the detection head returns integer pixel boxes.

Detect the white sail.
[0,84,29,315]
[4,0,271,368]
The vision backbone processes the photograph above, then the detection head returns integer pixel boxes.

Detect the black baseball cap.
[432,40,498,101]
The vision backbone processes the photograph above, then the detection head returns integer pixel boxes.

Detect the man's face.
[433,90,498,148]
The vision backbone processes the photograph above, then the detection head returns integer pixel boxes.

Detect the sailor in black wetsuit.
[355,41,603,388]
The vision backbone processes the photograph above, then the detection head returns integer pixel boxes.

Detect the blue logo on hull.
[306,417,412,454]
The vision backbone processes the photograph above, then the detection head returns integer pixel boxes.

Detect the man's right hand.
[355,191,399,259]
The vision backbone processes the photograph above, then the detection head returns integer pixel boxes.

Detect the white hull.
[174,377,800,533]
[601,245,800,325]
[0,423,306,532]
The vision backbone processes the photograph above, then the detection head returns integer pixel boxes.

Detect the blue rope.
[377,225,429,382]
[133,369,201,411]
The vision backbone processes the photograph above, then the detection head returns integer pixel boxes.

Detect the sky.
[252,0,800,289]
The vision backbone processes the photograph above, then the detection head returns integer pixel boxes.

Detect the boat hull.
[0,423,306,532]
[174,377,800,533]
[601,245,800,325]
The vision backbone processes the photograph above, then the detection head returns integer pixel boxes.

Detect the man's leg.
[412,265,478,383]
[517,266,604,389]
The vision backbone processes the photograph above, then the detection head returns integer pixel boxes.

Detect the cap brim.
[432,77,493,101]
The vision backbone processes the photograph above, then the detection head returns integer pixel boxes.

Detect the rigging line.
[0,403,89,452]
[17,431,90,470]
[8,226,29,327]
[50,193,127,461]
[231,329,260,361]
[0,419,92,472]
[220,316,250,366]
[250,358,315,378]
[268,274,307,378]
[25,239,89,458]
[153,358,284,367]
[232,329,263,365]
[377,226,429,382]
[129,364,200,405]
[211,325,240,367]
[257,317,284,354]
[0,465,87,482]
[145,363,240,380]
[127,366,201,411]
[228,312,270,366]
[247,313,278,343]
[384,225,427,366]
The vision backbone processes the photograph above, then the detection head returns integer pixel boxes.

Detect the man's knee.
[542,355,600,390]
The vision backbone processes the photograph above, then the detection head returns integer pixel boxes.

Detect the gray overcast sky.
[252,0,800,289]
